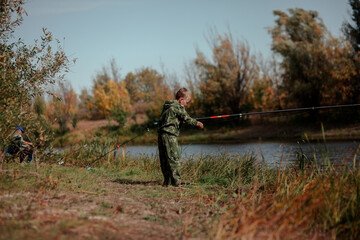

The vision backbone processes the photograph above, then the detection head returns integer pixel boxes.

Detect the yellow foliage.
[93,79,131,117]
[195,32,258,114]
[271,8,357,106]
[45,82,77,122]
[124,68,172,121]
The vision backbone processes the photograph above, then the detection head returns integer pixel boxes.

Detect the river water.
[119,140,360,167]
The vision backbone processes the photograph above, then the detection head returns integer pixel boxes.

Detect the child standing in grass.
[157,88,204,186]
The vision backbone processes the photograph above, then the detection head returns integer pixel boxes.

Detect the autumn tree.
[321,38,355,105]
[270,8,355,108]
[0,0,70,152]
[184,61,205,117]
[78,88,96,119]
[33,95,46,117]
[250,56,284,111]
[93,58,121,87]
[192,30,258,115]
[93,79,131,121]
[91,60,131,127]
[343,0,360,52]
[342,0,360,103]
[124,67,172,123]
[46,81,78,134]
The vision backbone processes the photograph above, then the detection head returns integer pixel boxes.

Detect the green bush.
[0,0,70,157]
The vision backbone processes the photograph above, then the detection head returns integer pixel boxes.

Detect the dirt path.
[1,177,216,240]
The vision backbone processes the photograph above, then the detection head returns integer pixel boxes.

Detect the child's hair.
[175,88,190,100]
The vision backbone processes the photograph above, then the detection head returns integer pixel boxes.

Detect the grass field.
[1,149,359,240]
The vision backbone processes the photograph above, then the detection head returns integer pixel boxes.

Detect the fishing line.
[194,103,360,121]
[86,128,150,168]
[62,103,360,169]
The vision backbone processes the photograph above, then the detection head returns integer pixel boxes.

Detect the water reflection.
[121,140,360,167]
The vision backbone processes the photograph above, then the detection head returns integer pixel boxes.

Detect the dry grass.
[213,166,360,240]
[0,161,219,240]
[1,146,359,239]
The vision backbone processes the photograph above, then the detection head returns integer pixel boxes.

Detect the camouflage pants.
[158,133,180,186]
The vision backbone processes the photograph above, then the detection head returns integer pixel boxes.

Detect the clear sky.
[16,0,350,94]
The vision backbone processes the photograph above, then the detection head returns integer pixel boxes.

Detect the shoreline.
[54,121,360,147]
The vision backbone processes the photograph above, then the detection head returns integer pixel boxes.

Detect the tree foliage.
[78,88,96,119]
[343,0,360,53]
[190,31,258,115]
[93,79,131,118]
[250,56,284,111]
[109,107,128,128]
[46,82,78,134]
[342,0,360,103]
[92,58,121,88]
[124,67,172,122]
[89,59,131,126]
[33,95,46,117]
[270,8,355,107]
[0,0,70,151]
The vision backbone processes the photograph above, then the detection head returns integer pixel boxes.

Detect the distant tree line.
[2,0,360,142]
[47,4,360,131]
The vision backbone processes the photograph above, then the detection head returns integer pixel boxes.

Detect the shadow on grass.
[112,178,161,186]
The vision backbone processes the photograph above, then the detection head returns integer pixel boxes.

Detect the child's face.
[178,96,191,107]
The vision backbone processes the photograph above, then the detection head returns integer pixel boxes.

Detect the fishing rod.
[72,103,360,168]
[58,144,88,165]
[194,103,360,121]
[87,128,150,167]
[153,103,360,125]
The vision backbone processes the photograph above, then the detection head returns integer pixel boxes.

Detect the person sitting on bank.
[6,126,33,163]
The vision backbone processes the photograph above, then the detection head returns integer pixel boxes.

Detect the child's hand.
[197,121,204,129]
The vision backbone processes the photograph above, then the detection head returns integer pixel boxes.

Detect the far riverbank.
[53,120,360,148]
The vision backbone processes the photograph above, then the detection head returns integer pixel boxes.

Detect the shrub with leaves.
[270,8,355,107]
[46,81,78,135]
[110,106,128,129]
[0,0,70,156]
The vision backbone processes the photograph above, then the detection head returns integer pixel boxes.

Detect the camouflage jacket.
[7,133,26,154]
[158,100,197,136]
